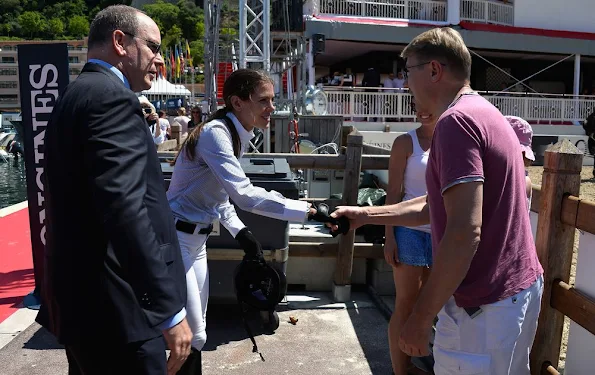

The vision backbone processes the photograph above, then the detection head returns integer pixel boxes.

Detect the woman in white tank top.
[384,98,436,375]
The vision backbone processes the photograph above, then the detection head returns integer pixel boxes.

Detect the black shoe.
[176,348,201,375]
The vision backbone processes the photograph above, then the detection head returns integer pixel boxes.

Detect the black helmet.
[234,259,287,362]
[234,260,286,311]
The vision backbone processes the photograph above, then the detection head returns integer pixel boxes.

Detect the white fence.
[315,0,514,25]
[460,0,514,26]
[324,88,595,123]
[317,0,447,21]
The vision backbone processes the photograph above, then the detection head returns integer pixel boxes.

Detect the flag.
[160,61,166,78]
[163,49,169,79]
[170,48,175,79]
[179,43,185,73]
[175,45,181,79]
[186,40,193,67]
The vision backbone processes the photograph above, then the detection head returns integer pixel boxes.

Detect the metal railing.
[460,0,514,26]
[318,0,447,21]
[323,87,595,123]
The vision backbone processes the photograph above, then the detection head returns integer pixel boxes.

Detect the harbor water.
[0,157,27,209]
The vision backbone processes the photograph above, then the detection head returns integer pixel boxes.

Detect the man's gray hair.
[88,5,141,50]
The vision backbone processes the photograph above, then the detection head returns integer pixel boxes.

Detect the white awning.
[141,78,191,96]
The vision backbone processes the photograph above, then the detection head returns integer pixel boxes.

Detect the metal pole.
[192,66,195,104]
[212,0,221,113]
[307,39,314,86]
[573,54,581,125]
[574,54,581,96]
[204,0,213,113]
[263,0,270,73]
[239,0,247,69]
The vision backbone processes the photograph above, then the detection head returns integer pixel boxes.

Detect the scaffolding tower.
[204,0,308,115]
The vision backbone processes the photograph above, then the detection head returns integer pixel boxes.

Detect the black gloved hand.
[308,203,332,222]
[236,227,266,263]
[307,203,350,237]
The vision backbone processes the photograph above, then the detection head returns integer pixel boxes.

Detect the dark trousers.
[65,335,166,375]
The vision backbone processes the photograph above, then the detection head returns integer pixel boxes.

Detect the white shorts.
[433,275,544,375]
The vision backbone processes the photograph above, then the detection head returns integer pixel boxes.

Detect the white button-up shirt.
[167,112,308,238]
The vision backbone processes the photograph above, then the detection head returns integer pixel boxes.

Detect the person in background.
[385,96,436,375]
[167,68,318,375]
[362,66,381,122]
[384,72,396,92]
[174,107,191,138]
[505,115,535,210]
[140,96,164,145]
[38,5,191,374]
[159,110,171,140]
[187,105,202,132]
[330,71,344,86]
[393,71,406,93]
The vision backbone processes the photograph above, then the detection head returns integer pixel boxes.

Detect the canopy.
[141,78,191,96]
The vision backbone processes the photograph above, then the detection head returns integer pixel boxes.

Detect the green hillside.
[0,0,240,68]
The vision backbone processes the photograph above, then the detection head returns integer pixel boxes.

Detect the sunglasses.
[122,31,161,55]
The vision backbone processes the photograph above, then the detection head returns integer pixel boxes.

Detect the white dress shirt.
[167,112,308,238]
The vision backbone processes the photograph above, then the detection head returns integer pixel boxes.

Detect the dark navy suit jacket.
[37,62,187,345]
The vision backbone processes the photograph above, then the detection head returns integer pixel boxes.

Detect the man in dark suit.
[37,5,192,375]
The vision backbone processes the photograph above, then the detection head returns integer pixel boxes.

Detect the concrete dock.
[0,292,394,375]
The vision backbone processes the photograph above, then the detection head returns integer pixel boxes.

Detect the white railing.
[460,0,514,26]
[317,0,447,22]
[323,87,595,123]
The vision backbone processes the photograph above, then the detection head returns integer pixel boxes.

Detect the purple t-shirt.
[426,94,543,308]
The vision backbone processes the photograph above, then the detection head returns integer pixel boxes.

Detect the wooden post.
[530,139,583,375]
[332,130,363,302]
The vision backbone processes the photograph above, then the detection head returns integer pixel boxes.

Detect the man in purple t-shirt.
[331,27,543,374]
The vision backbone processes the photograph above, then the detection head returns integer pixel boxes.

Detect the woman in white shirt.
[167,69,316,374]
[384,97,436,375]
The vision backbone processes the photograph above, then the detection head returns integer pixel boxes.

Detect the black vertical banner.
[17,44,69,300]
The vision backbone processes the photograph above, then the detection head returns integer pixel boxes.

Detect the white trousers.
[433,275,544,375]
[177,231,210,350]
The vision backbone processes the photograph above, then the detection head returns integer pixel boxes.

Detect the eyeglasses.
[122,31,161,55]
[403,61,446,74]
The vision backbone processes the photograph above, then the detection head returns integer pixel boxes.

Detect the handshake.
[307,203,352,237]
[235,204,360,261]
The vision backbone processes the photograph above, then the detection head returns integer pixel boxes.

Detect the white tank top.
[402,129,431,233]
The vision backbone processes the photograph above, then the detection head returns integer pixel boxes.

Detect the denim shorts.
[393,226,433,267]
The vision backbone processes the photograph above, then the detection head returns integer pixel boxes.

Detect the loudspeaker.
[312,34,325,54]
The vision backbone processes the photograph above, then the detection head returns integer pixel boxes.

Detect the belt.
[175,219,213,235]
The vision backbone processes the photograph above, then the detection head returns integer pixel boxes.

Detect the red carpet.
[0,207,34,323]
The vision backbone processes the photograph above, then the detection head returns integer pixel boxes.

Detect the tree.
[85,0,132,9]
[47,18,64,37]
[143,0,180,34]
[0,24,13,37]
[177,0,203,40]
[43,0,86,22]
[18,11,45,38]
[190,39,204,67]
[0,0,21,16]
[68,15,89,38]
[162,24,183,49]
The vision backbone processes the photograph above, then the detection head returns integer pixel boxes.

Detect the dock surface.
[0,293,392,375]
